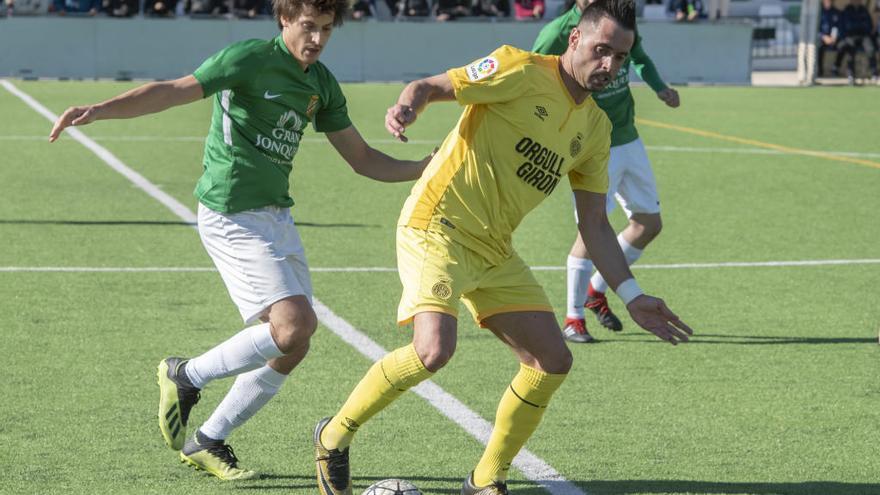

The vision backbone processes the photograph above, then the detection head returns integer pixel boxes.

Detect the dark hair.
[273,0,349,28]
[579,0,636,31]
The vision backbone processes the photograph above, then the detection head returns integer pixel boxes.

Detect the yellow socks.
[473,363,567,487]
[320,343,432,450]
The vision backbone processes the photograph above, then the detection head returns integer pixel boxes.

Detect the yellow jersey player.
[313,0,693,494]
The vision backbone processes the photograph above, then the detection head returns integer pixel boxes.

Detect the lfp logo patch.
[466,57,499,81]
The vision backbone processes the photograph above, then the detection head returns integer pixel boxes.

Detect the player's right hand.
[657,88,680,109]
[385,104,417,143]
[626,294,693,345]
[49,106,99,143]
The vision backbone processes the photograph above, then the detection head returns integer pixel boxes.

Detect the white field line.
[313,301,585,495]
[3,133,880,160]
[2,259,880,273]
[2,79,585,495]
[0,82,197,224]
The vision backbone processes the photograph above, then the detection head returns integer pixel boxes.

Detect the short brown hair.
[273,0,349,28]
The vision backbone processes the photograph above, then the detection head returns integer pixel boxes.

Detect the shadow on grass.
[0,219,379,228]
[569,480,880,495]
[232,476,880,494]
[0,219,196,226]
[596,333,876,346]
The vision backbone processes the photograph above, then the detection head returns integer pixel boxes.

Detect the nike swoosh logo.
[264,91,281,99]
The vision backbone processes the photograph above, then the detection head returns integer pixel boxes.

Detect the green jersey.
[193,36,352,213]
[532,6,668,147]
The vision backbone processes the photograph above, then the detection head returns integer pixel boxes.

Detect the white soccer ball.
[361,478,423,495]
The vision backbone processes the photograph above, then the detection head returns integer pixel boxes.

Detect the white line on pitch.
[0,82,197,224]
[313,301,585,495]
[2,259,879,273]
[3,134,880,159]
[3,79,585,495]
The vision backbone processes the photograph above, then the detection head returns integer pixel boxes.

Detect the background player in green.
[534,0,681,343]
[49,0,429,481]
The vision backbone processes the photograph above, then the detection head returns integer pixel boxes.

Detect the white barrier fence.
[1,18,752,83]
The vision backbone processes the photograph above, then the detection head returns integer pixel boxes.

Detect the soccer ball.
[361,478,422,495]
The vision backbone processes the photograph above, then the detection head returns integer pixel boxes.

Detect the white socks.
[185,322,284,389]
[198,365,288,441]
[566,255,594,319]
[590,233,643,293]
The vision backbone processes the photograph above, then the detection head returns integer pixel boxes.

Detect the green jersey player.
[50,0,429,481]
[534,0,680,343]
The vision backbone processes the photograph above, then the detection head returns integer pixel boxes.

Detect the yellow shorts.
[396,226,553,326]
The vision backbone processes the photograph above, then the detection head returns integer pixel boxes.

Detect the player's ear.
[569,26,582,51]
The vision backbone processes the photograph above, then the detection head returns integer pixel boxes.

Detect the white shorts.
[198,203,313,324]
[606,138,660,217]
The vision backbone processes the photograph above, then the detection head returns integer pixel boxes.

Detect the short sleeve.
[314,69,353,133]
[446,45,533,106]
[193,40,265,98]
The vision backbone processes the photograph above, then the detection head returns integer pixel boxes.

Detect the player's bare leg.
[620,212,662,250]
[177,296,316,480]
[465,311,571,494]
[316,312,454,495]
[587,212,663,331]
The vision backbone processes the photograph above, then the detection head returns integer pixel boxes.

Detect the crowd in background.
[0,0,732,20]
[818,0,880,82]
[1,0,270,17]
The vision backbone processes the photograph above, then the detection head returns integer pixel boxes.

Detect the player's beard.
[585,71,612,92]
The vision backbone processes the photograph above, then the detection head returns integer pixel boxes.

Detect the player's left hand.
[385,104,418,143]
[657,88,680,108]
[626,294,693,345]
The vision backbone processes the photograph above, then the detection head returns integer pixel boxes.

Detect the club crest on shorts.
[466,57,499,81]
[431,280,452,300]
[570,132,584,158]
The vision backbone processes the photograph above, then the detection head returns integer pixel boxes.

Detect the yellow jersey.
[398,45,611,265]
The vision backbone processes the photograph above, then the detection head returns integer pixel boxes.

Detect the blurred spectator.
[818,0,842,75]
[673,0,699,21]
[834,0,878,82]
[4,0,13,16]
[471,0,508,17]
[435,0,468,20]
[704,0,727,19]
[51,0,100,15]
[351,0,375,19]
[233,0,265,17]
[145,0,178,15]
[395,0,430,17]
[513,0,542,19]
[103,0,137,15]
[871,0,880,66]
[187,0,228,15]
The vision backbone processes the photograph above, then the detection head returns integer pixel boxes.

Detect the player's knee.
[270,350,306,374]
[632,215,662,242]
[415,343,455,372]
[270,306,317,354]
[547,347,573,375]
[528,349,572,375]
[645,216,663,239]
